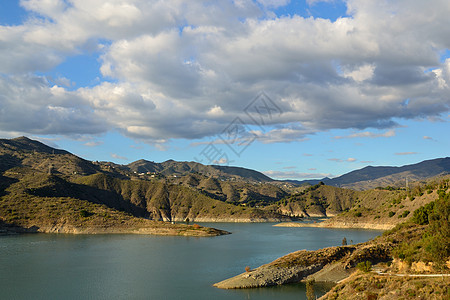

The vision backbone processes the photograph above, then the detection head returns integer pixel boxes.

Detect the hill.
[126,159,273,182]
[273,176,450,231]
[0,136,102,176]
[0,167,227,236]
[0,137,290,234]
[325,157,450,190]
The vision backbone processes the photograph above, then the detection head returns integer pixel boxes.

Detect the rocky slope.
[214,238,394,289]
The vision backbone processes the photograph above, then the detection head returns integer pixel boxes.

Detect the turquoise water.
[0,223,382,299]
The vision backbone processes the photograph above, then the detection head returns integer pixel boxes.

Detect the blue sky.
[0,0,449,180]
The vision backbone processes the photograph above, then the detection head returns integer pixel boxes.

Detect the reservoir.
[0,223,382,299]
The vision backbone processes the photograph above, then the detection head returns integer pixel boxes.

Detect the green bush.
[412,202,435,225]
[388,211,395,217]
[357,261,372,272]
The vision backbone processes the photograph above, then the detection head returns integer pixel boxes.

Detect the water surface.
[0,223,382,299]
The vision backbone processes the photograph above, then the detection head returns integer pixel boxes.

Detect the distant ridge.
[1,136,449,190]
[325,157,450,190]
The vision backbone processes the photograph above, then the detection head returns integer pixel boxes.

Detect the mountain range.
[1,136,448,232]
[3,136,449,189]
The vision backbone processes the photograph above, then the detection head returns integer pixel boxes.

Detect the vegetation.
[324,273,449,300]
[390,189,449,267]
[306,279,315,300]
[356,261,372,272]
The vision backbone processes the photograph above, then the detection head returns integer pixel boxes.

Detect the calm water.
[0,223,382,300]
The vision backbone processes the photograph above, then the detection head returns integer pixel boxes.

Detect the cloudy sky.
[1,0,449,180]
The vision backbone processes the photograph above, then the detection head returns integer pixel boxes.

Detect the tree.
[342,237,347,246]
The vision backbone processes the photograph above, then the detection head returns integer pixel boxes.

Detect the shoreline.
[0,223,229,237]
[213,240,393,289]
[273,221,394,231]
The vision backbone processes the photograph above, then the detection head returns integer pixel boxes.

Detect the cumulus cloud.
[0,74,107,135]
[0,0,450,144]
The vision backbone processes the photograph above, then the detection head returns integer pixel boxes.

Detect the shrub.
[388,211,395,217]
[357,261,372,272]
[192,224,201,229]
[412,202,435,225]
[245,266,251,272]
[401,210,410,218]
[354,212,362,217]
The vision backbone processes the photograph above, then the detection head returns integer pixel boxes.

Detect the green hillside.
[0,168,226,236]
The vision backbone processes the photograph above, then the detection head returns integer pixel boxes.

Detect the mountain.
[126,159,273,182]
[325,157,450,190]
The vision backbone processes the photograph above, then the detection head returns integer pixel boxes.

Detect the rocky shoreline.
[0,221,229,237]
[214,242,393,289]
[274,221,394,231]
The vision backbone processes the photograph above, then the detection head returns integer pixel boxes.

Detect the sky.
[0,0,449,180]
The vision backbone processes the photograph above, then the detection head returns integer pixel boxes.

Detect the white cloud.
[264,170,332,179]
[0,74,107,135]
[328,157,357,162]
[252,125,313,144]
[84,141,104,147]
[111,153,128,160]
[395,152,418,156]
[0,0,449,143]
[334,129,396,139]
